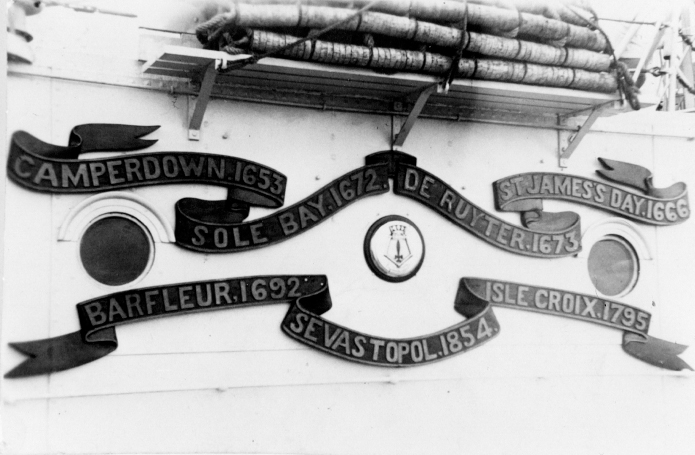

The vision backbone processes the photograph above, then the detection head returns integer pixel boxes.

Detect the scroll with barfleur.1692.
[5,275,689,378]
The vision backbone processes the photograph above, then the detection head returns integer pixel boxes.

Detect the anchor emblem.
[384,224,412,267]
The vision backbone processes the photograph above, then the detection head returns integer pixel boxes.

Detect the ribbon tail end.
[112,126,159,151]
[129,126,160,150]
[7,340,38,357]
[521,210,579,233]
[74,124,160,153]
[5,342,39,378]
[4,331,117,378]
[4,359,39,379]
[597,158,651,192]
[623,333,692,371]
[132,125,161,137]
[133,138,159,149]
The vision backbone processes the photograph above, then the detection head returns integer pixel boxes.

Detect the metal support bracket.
[188,62,218,140]
[392,83,440,149]
[558,103,611,168]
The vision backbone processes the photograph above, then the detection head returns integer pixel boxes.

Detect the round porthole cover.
[80,215,154,286]
[364,215,425,283]
[587,235,639,297]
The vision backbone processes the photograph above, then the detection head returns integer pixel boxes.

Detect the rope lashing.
[441,2,469,91]
[681,32,694,50]
[562,3,639,110]
[196,0,384,71]
[677,73,695,95]
[613,60,640,110]
[196,10,237,47]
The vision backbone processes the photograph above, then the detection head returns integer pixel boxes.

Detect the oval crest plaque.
[364,215,425,282]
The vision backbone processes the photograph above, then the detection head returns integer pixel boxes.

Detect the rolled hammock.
[250,29,617,92]
[224,0,607,50]
[196,1,621,94]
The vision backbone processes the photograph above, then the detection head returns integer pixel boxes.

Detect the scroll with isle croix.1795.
[5,275,689,378]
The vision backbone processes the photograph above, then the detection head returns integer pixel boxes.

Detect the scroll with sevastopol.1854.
[5,275,689,378]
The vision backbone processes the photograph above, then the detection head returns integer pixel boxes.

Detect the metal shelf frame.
[139,30,645,162]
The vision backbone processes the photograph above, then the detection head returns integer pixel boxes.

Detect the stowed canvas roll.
[194,0,620,94]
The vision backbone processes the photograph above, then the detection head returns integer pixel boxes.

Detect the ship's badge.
[364,215,425,282]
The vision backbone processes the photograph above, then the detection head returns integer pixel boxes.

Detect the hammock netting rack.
[195,0,636,99]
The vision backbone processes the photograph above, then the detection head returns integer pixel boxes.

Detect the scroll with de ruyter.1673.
[8,124,584,258]
[5,275,689,378]
[494,158,689,226]
[5,124,691,377]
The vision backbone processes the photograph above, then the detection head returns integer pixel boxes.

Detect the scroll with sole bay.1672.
[8,124,582,258]
[5,124,691,377]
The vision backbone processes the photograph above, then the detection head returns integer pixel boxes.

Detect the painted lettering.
[595,184,607,203]
[123,158,143,182]
[404,168,419,191]
[279,213,299,236]
[195,284,212,307]
[250,223,268,244]
[469,208,486,228]
[34,163,58,187]
[298,205,319,228]
[511,176,525,196]
[84,301,107,326]
[370,339,385,360]
[517,286,529,306]
[610,189,622,208]
[289,312,308,334]
[62,163,90,188]
[498,180,513,200]
[214,282,232,305]
[145,290,159,314]
[496,223,511,245]
[351,335,366,358]
[440,189,456,212]
[554,176,571,195]
[306,194,327,217]
[304,317,322,342]
[232,227,249,247]
[484,216,500,237]
[419,176,435,199]
[192,226,207,246]
[108,297,128,321]
[107,160,125,184]
[179,286,194,309]
[548,291,561,312]
[125,294,143,318]
[14,155,34,178]
[143,157,160,180]
[178,156,205,177]
[510,228,525,250]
